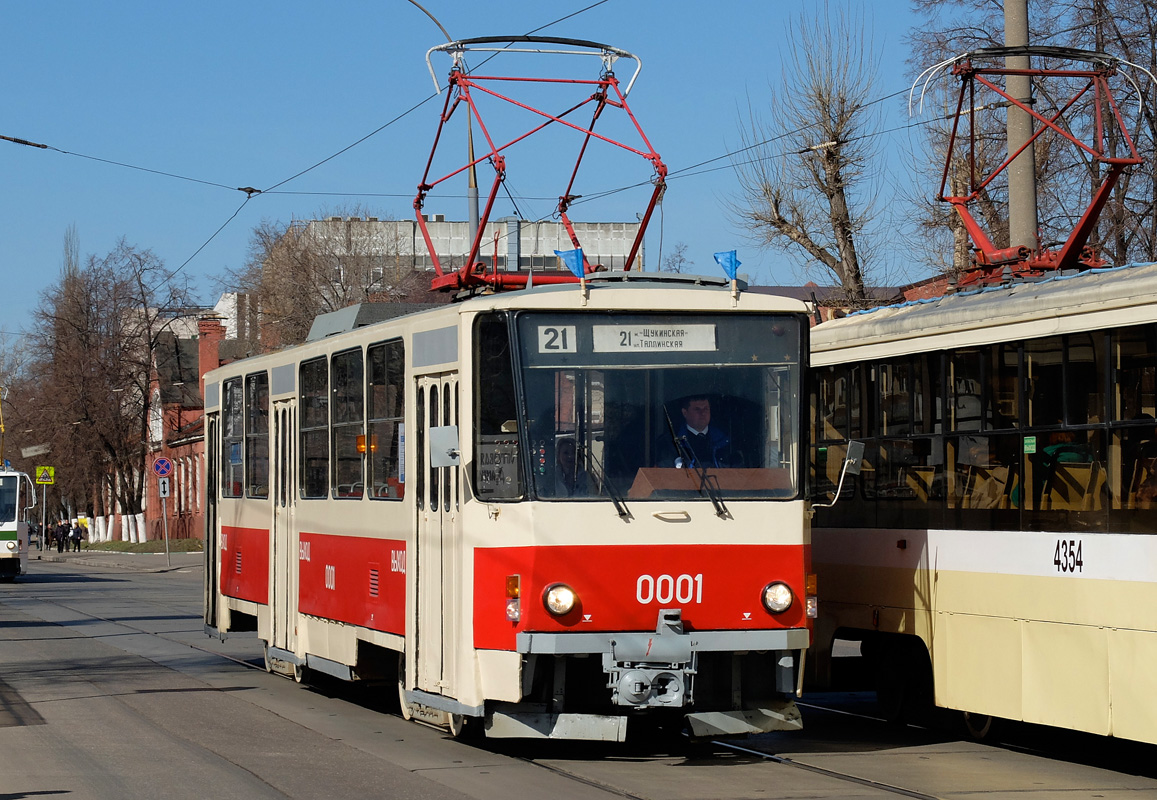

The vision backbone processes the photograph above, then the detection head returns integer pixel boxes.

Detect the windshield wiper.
[580,442,632,520]
[663,406,731,519]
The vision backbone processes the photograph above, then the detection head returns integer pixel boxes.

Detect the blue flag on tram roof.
[554,248,586,278]
[714,250,741,280]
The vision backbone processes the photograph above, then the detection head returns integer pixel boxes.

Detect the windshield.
[514,312,802,501]
[0,476,17,523]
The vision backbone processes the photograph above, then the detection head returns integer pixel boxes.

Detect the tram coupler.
[605,608,696,708]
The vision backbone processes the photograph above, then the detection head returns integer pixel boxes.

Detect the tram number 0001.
[1054,538,1083,573]
[636,573,703,605]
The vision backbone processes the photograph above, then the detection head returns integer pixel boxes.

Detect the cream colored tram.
[204,273,815,740]
[809,261,1157,743]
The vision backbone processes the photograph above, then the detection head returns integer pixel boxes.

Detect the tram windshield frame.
[499,311,804,502]
[0,476,18,524]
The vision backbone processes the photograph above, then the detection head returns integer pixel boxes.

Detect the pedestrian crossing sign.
[35,466,55,484]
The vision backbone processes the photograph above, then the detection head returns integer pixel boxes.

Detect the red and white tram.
[203,274,815,740]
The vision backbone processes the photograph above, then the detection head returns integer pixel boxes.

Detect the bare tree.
[730,3,882,303]
[26,238,194,542]
[907,0,1157,271]
[661,242,694,273]
[221,205,438,349]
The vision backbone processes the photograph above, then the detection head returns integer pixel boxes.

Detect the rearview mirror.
[429,425,461,468]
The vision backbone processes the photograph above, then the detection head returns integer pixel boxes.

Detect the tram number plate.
[538,325,577,353]
[1053,538,1083,573]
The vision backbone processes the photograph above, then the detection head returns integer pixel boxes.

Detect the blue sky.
[0,0,926,337]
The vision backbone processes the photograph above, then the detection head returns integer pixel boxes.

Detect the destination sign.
[592,324,716,353]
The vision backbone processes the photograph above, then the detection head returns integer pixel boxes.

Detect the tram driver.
[665,394,741,469]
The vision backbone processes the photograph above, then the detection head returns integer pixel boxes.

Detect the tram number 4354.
[1054,538,1084,573]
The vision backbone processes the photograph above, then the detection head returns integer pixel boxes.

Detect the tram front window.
[0,477,17,523]
[515,313,802,501]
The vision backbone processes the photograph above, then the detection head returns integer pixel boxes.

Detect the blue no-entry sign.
[152,457,173,477]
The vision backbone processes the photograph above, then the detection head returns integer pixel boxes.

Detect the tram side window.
[1025,336,1064,427]
[221,377,243,498]
[331,348,365,498]
[368,339,405,500]
[816,364,860,441]
[950,349,984,432]
[473,313,524,500]
[245,372,269,498]
[1112,327,1157,514]
[878,359,911,435]
[1066,332,1105,425]
[812,364,862,503]
[988,343,1019,428]
[916,352,942,434]
[1114,325,1157,422]
[300,357,329,499]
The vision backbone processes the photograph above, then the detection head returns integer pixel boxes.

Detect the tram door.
[204,414,219,627]
[270,400,298,654]
[415,372,461,697]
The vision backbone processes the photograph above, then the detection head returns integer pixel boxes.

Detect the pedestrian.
[70,522,83,552]
[55,521,66,553]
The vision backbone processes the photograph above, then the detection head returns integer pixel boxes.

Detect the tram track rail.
[9,588,946,800]
[15,574,1157,800]
[12,588,944,800]
[708,738,941,800]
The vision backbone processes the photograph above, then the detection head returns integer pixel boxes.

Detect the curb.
[34,551,204,573]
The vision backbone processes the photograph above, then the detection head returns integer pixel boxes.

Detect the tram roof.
[300,273,809,330]
[206,273,810,378]
[466,273,809,314]
[811,261,1157,365]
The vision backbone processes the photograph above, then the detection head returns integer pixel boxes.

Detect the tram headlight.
[5,541,15,551]
[543,583,578,616]
[761,581,793,614]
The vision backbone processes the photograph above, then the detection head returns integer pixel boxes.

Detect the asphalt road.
[3,553,1157,800]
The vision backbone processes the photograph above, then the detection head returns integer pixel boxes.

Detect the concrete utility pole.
[1006,0,1039,251]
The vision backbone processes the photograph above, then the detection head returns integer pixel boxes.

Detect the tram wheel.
[962,711,996,740]
[448,713,480,739]
[293,661,309,684]
[262,645,274,673]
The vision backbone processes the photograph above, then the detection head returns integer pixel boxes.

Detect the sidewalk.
[34,549,204,572]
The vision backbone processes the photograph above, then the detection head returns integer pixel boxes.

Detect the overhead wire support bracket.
[911,46,1153,286]
[414,35,666,293]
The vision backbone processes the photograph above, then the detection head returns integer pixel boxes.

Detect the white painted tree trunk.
[133,512,146,543]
